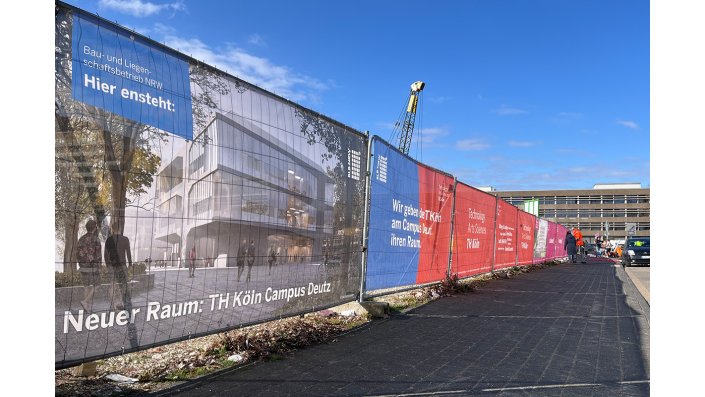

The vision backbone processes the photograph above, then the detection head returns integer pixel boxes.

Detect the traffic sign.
[626,223,637,236]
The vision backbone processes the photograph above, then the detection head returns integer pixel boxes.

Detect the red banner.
[493,200,518,269]
[415,167,454,284]
[451,183,497,277]
[517,210,536,265]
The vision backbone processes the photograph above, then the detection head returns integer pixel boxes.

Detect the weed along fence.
[54,1,569,369]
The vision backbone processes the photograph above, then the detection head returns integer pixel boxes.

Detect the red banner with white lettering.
[451,183,497,277]
[517,210,536,266]
[493,200,518,269]
[415,167,455,284]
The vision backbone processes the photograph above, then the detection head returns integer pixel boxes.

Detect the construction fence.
[54,2,568,369]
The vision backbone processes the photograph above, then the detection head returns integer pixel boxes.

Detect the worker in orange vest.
[572,227,587,263]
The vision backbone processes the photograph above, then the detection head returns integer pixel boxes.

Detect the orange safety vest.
[573,229,585,246]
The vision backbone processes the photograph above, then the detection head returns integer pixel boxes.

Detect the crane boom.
[396,81,425,155]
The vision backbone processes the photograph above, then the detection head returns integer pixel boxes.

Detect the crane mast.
[396,81,425,155]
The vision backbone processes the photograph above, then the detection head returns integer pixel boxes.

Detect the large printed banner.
[517,210,536,266]
[545,221,558,260]
[533,218,549,263]
[451,183,497,277]
[366,137,454,291]
[493,200,518,269]
[57,5,366,368]
[555,224,569,258]
[71,12,193,138]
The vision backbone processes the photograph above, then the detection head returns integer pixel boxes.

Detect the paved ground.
[623,266,650,304]
[154,259,650,396]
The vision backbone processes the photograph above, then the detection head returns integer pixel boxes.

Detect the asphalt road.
[155,258,650,396]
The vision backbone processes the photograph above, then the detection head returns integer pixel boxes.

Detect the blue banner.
[367,138,420,290]
[71,13,193,139]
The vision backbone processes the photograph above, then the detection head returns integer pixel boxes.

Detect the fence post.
[515,210,520,267]
[359,133,373,302]
[446,177,458,278]
[491,195,498,272]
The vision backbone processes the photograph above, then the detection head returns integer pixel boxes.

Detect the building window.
[348,149,361,180]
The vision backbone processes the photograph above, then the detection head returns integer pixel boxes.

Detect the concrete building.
[154,112,336,267]
[490,183,650,243]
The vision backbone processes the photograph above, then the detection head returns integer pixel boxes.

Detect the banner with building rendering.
[56,4,366,368]
[533,218,549,263]
[365,137,454,292]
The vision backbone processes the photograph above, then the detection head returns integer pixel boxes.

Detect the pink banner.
[451,183,497,277]
[555,224,568,258]
[546,221,557,260]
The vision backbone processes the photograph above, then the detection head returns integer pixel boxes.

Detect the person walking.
[564,230,577,264]
[188,246,197,278]
[572,227,586,263]
[267,246,277,275]
[595,234,603,257]
[77,219,101,312]
[104,223,133,311]
[246,240,256,282]
[236,239,247,281]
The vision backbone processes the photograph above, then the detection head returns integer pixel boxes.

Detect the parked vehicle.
[621,236,650,267]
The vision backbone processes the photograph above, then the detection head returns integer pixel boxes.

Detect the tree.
[55,5,231,272]
[294,108,367,293]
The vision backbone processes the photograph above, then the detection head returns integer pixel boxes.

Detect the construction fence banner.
[493,200,519,270]
[555,223,569,258]
[533,217,549,263]
[545,221,558,260]
[56,1,571,370]
[517,210,536,266]
[450,182,497,277]
[365,136,454,292]
[56,3,367,368]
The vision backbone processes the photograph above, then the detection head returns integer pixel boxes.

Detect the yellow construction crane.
[394,81,425,155]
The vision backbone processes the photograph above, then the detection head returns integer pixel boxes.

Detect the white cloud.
[493,104,528,116]
[455,138,490,151]
[556,112,583,118]
[428,96,452,104]
[508,140,536,147]
[247,34,267,47]
[99,0,185,17]
[162,35,328,102]
[617,120,640,130]
[416,127,449,143]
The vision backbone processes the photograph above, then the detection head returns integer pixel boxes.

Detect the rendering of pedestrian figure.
[77,219,101,312]
[104,223,133,311]
[267,246,277,275]
[246,240,256,282]
[236,239,247,281]
[564,231,577,264]
[322,241,329,269]
[188,246,196,278]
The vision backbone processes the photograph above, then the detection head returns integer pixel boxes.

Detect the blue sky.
[59,0,650,191]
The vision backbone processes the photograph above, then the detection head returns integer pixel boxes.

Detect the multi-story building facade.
[154,112,336,267]
[490,183,650,243]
